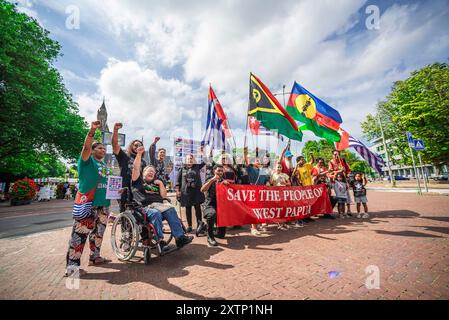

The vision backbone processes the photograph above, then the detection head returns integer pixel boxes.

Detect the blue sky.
[14,0,449,156]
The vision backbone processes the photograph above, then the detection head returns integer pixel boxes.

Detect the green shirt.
[77,156,111,207]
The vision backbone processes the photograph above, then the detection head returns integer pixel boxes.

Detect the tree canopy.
[361,62,449,166]
[0,1,88,181]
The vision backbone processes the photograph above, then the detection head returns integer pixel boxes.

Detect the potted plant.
[10,178,37,206]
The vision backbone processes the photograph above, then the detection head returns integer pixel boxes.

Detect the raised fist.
[114,123,123,131]
[136,146,145,155]
[91,121,101,130]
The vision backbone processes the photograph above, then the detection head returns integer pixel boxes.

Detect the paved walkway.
[0,192,448,300]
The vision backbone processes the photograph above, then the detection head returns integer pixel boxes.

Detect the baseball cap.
[284,150,293,157]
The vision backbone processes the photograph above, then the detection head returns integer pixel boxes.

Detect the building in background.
[369,137,448,178]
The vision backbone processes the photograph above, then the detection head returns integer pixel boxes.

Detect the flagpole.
[377,114,396,188]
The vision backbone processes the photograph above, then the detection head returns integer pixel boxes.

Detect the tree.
[0,1,89,182]
[301,139,358,165]
[361,62,449,166]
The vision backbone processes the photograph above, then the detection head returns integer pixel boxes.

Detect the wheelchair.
[110,190,186,265]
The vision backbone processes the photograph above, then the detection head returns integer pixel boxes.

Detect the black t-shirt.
[351,180,367,197]
[203,176,219,208]
[115,149,147,190]
[236,164,250,185]
[131,177,164,207]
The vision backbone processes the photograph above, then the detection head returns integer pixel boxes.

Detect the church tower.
[96,98,109,132]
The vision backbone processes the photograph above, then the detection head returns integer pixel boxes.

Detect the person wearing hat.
[280,141,294,178]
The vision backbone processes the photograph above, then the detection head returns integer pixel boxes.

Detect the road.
[0,201,120,239]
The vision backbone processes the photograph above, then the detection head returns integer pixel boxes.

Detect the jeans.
[144,207,184,240]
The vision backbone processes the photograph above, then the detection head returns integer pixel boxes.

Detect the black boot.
[196,221,206,237]
[207,218,218,247]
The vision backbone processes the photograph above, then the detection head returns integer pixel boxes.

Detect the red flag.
[335,128,349,151]
[209,86,232,138]
[248,116,261,135]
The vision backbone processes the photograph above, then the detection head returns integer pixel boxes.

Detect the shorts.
[354,195,368,203]
[336,197,347,204]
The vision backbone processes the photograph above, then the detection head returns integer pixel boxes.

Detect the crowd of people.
[64,120,370,276]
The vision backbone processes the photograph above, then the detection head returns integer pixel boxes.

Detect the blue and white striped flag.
[201,96,231,152]
[349,136,385,173]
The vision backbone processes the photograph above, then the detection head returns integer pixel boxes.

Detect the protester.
[292,154,316,224]
[270,162,292,230]
[312,158,328,184]
[280,142,294,177]
[315,173,336,219]
[200,164,229,247]
[149,136,168,186]
[244,147,270,235]
[292,154,315,187]
[221,153,237,183]
[131,146,193,249]
[350,173,369,218]
[112,123,147,213]
[333,172,349,218]
[65,121,112,277]
[328,150,352,215]
[176,153,206,234]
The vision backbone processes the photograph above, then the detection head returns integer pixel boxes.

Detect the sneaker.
[251,228,262,236]
[340,214,345,219]
[362,213,370,218]
[259,225,268,232]
[186,226,193,233]
[296,220,305,227]
[323,214,336,219]
[176,235,193,248]
[64,267,87,277]
[277,224,288,231]
[347,212,353,217]
[356,213,362,219]
[207,237,218,247]
[304,217,315,223]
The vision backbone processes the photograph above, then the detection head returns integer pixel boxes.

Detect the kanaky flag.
[286,82,342,143]
[209,86,232,138]
[335,128,350,151]
[248,73,302,141]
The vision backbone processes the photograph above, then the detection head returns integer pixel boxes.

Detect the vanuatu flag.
[286,82,342,143]
[248,73,303,141]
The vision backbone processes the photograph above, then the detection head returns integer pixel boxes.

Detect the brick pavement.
[0,191,448,300]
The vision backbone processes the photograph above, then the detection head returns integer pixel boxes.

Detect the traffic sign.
[406,132,414,147]
[413,139,425,150]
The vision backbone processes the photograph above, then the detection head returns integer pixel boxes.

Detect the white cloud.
[32,0,449,152]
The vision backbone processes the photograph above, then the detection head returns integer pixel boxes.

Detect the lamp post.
[377,114,395,187]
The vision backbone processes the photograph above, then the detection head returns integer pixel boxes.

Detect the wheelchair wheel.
[143,247,151,265]
[111,211,139,261]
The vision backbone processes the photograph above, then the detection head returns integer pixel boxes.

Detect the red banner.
[216,184,332,227]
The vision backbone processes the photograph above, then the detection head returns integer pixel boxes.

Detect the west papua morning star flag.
[349,135,385,173]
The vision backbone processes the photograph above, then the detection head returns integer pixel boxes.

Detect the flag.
[202,87,232,152]
[335,128,350,151]
[286,82,342,142]
[248,116,284,141]
[349,136,385,173]
[248,73,302,141]
[209,86,232,138]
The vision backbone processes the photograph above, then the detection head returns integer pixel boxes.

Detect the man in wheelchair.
[131,146,193,250]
